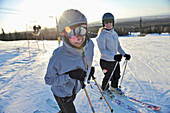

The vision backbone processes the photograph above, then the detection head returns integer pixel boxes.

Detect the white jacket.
[97,28,126,61]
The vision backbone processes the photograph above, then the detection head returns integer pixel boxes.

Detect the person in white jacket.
[45,9,94,113]
[97,12,131,94]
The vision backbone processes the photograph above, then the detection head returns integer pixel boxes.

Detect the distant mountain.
[88,14,170,26]
[116,15,170,22]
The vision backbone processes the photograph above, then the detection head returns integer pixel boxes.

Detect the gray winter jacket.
[45,39,94,97]
[97,28,126,61]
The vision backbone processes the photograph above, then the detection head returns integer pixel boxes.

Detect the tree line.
[1,16,170,41]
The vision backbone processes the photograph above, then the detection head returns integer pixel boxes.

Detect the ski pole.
[87,66,95,84]
[103,61,119,92]
[81,81,95,113]
[119,60,128,88]
[91,75,113,113]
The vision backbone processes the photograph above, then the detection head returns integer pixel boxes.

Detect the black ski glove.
[124,54,131,60]
[80,81,86,89]
[69,68,87,81]
[114,54,122,61]
[87,66,95,83]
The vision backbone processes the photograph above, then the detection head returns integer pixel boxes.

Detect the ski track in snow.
[0,35,170,113]
[119,35,170,113]
[0,41,47,91]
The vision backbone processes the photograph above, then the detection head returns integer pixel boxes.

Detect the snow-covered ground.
[0,34,170,113]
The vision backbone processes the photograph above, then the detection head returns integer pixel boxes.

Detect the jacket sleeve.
[117,40,126,56]
[44,52,71,86]
[96,34,114,59]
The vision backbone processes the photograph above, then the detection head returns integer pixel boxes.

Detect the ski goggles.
[104,19,113,24]
[64,24,87,39]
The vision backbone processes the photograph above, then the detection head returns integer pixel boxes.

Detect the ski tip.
[153,106,161,111]
[147,105,161,111]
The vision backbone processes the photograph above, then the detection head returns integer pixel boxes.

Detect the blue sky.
[0,0,170,33]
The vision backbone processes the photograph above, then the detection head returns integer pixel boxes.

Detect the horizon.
[0,0,170,34]
[1,14,170,34]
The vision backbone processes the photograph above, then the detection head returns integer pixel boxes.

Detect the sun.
[17,0,66,30]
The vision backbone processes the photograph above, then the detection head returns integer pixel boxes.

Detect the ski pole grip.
[80,81,86,89]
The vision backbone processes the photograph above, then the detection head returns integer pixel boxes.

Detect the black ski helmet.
[58,9,88,49]
[102,12,114,27]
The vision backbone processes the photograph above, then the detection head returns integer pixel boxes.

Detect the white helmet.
[58,9,87,32]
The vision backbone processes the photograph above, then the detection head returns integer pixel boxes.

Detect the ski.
[104,91,141,113]
[103,90,115,99]
[93,82,161,111]
[46,98,60,111]
[110,89,161,111]
[96,87,140,113]
[110,90,161,111]
[92,83,141,113]
[103,92,140,112]
[126,96,161,111]
[113,99,141,113]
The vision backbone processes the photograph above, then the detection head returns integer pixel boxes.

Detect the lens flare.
[65,26,71,33]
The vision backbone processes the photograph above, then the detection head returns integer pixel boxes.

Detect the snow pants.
[100,59,120,90]
[53,94,76,113]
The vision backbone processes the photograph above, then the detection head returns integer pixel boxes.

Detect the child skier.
[44,9,94,113]
[96,12,131,94]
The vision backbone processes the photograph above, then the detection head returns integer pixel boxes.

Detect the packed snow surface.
[0,34,170,113]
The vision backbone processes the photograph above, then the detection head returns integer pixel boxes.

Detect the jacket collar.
[62,40,88,55]
[102,28,115,34]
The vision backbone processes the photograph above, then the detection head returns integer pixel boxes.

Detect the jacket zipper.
[82,49,88,70]
[73,49,87,96]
